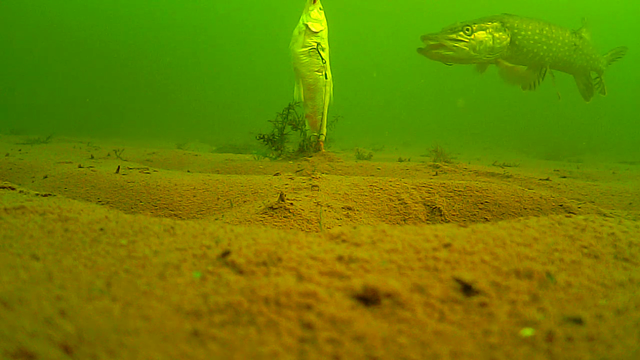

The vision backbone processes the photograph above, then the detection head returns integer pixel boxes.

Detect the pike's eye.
[462,25,473,36]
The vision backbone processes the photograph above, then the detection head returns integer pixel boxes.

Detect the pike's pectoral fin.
[496,60,547,91]
[520,66,547,91]
[573,73,595,102]
[496,60,527,85]
[307,22,327,33]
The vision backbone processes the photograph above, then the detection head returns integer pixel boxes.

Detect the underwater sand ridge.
[0,137,607,231]
[1,135,640,359]
[1,182,639,359]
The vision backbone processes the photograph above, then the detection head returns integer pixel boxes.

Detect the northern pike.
[417,14,627,102]
[291,0,332,151]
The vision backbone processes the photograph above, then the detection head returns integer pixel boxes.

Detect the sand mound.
[1,136,639,359]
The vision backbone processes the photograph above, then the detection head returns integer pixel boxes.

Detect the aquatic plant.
[492,160,520,168]
[354,148,373,161]
[327,114,341,132]
[113,148,126,160]
[256,102,314,159]
[428,144,455,164]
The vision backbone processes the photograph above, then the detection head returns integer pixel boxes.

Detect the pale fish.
[291,0,333,150]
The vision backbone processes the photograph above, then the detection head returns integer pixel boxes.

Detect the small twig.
[16,134,53,145]
[113,149,126,160]
[492,160,520,168]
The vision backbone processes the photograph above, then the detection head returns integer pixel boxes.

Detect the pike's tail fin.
[581,46,627,101]
[604,46,627,67]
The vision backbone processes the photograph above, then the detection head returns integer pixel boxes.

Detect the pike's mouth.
[417,34,471,63]
[425,42,448,52]
[420,35,468,51]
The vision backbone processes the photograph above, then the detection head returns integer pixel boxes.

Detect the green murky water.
[1,0,638,161]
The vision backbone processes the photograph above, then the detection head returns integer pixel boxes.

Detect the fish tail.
[591,46,628,98]
[603,46,627,67]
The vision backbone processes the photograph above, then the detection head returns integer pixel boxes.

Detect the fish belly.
[292,43,331,140]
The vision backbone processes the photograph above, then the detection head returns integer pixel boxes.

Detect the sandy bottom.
[1,135,639,360]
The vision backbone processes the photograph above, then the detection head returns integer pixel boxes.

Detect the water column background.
[1,0,638,161]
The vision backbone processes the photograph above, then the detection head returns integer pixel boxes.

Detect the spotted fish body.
[418,14,627,102]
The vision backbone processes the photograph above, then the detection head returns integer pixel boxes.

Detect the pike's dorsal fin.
[496,60,547,91]
[574,18,591,41]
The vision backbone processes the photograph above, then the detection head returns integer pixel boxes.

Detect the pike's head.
[302,0,326,32]
[418,16,510,65]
